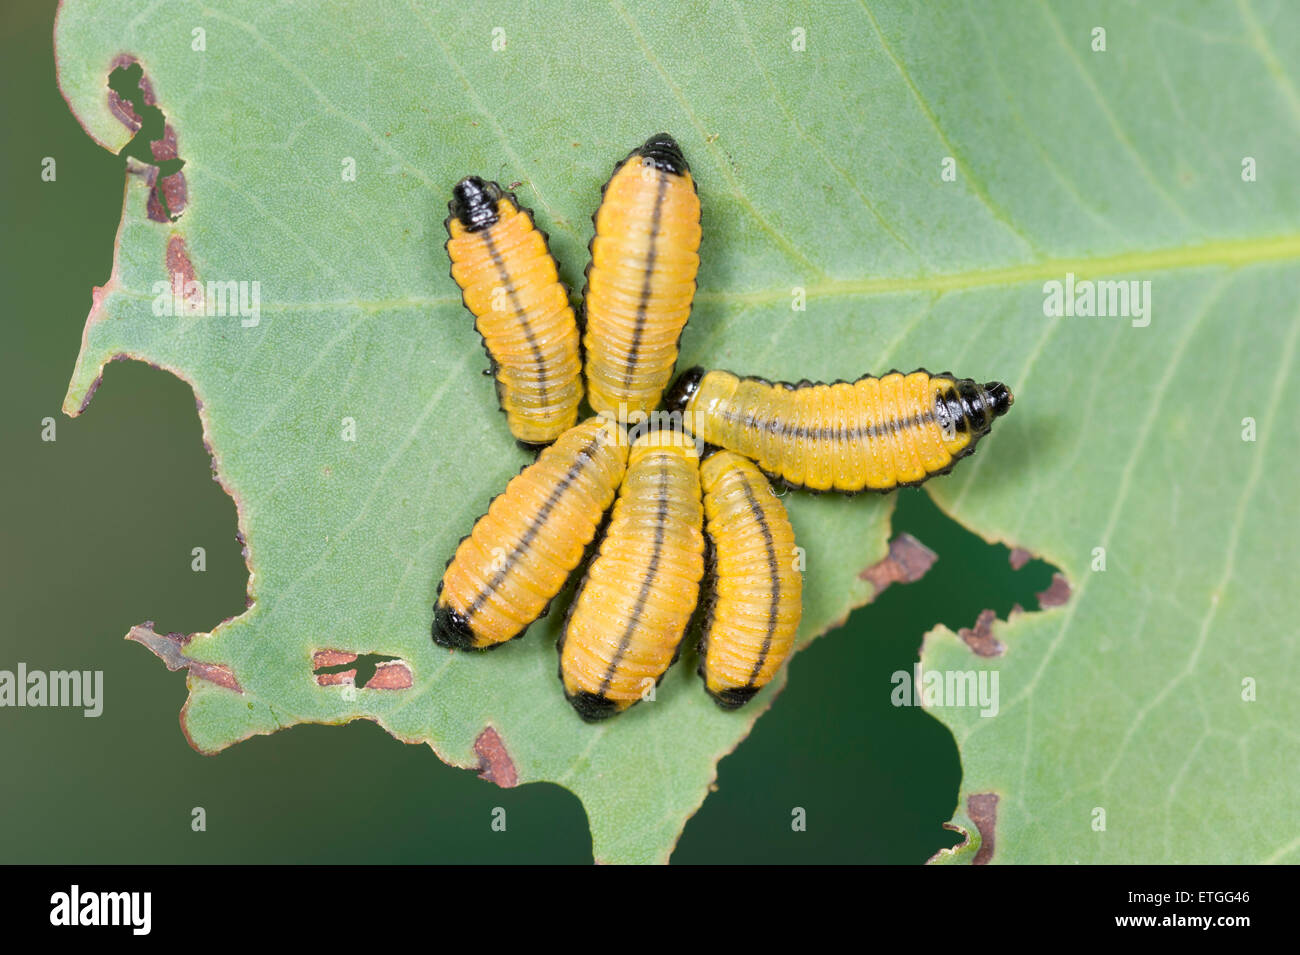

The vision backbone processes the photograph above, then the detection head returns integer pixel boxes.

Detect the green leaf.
[56,0,1298,863]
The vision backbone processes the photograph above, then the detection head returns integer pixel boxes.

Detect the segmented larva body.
[667,367,1014,494]
[697,451,803,708]
[433,417,628,650]
[582,134,702,419]
[559,431,706,721]
[445,177,584,447]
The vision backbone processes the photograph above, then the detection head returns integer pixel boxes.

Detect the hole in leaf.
[107,61,186,220]
[312,652,409,689]
[676,490,1063,863]
[883,489,1061,635]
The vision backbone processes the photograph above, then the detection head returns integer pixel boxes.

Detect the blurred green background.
[0,0,1054,863]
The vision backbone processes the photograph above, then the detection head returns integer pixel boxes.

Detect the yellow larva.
[697,451,803,708]
[667,367,1014,493]
[582,134,702,420]
[445,176,584,446]
[558,430,706,721]
[433,417,628,650]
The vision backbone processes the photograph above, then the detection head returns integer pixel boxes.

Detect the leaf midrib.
[697,233,1300,305]
[103,232,1300,314]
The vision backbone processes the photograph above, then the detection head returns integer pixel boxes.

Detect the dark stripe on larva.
[736,476,780,688]
[597,461,671,695]
[481,225,549,407]
[720,400,937,443]
[463,431,605,620]
[620,170,671,389]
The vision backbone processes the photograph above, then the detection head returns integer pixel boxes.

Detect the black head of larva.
[708,685,759,710]
[636,133,688,175]
[665,366,705,414]
[953,379,1015,435]
[566,690,620,723]
[985,382,1014,419]
[432,603,476,651]
[449,176,503,232]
